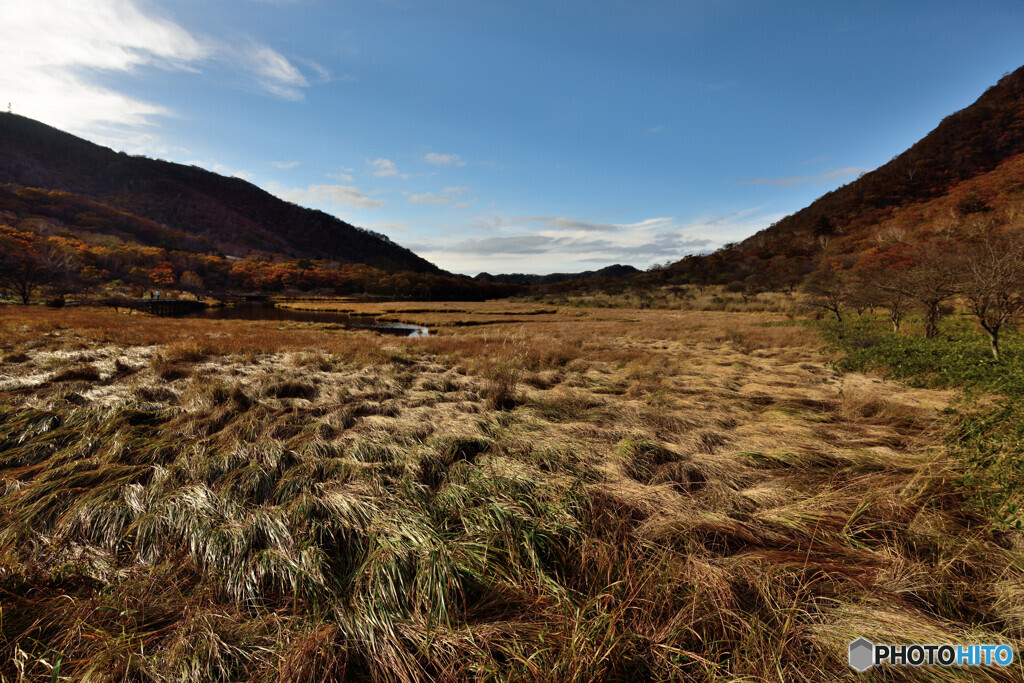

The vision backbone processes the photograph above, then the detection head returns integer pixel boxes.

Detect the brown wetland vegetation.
[0,302,1022,681]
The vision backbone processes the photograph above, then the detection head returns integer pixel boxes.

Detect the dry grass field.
[0,302,1021,681]
[277,300,566,327]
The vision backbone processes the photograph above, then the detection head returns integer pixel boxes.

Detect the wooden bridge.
[101,298,208,317]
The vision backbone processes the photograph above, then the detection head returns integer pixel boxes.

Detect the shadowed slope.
[0,113,442,273]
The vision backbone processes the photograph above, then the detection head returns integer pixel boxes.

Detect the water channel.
[187,303,430,337]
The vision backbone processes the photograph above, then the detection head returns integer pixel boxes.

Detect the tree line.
[802,228,1024,360]
[0,224,517,304]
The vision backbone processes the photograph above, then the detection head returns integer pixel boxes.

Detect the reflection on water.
[190,303,429,337]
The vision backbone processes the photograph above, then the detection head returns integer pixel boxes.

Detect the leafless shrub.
[481,360,522,410]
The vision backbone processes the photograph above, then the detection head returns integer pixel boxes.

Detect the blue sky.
[3,0,1024,274]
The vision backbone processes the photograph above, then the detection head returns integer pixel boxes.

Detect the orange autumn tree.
[147,261,177,287]
[0,226,53,303]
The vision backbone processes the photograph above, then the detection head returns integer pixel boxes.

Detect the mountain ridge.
[474,264,641,285]
[0,113,442,274]
[658,64,1024,289]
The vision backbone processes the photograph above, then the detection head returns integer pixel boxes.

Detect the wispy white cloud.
[408,186,468,204]
[0,0,321,150]
[271,160,302,169]
[2,0,204,145]
[295,56,333,84]
[234,41,309,100]
[739,165,868,187]
[406,209,782,275]
[648,124,665,134]
[265,181,383,210]
[369,158,397,177]
[523,216,622,232]
[368,158,409,178]
[801,155,828,165]
[327,166,356,182]
[424,152,466,166]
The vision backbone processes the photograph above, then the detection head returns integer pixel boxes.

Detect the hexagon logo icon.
[849,637,875,671]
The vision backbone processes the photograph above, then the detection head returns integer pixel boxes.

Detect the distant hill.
[660,64,1024,289]
[0,113,441,274]
[475,264,640,285]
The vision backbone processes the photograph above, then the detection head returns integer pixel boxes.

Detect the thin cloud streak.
[406,209,782,275]
[408,187,468,204]
[424,152,466,166]
[233,41,310,100]
[265,181,383,210]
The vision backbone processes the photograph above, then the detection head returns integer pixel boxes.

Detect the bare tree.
[852,274,910,333]
[38,242,86,298]
[881,287,910,334]
[853,241,959,338]
[957,231,1024,361]
[846,274,875,315]
[179,270,205,299]
[893,244,960,339]
[802,262,850,322]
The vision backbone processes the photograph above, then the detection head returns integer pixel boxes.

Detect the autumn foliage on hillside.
[0,199,516,302]
[0,113,440,273]
[0,114,525,300]
[655,65,1024,293]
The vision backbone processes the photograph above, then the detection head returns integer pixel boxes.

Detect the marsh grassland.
[0,303,1022,681]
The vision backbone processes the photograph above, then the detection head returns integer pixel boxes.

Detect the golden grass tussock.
[0,300,1022,681]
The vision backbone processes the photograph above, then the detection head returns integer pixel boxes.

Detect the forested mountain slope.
[0,113,441,274]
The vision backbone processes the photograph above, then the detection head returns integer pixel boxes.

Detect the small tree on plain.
[852,273,910,332]
[957,231,1024,361]
[892,243,960,339]
[880,286,910,334]
[852,249,915,333]
[0,230,54,303]
[801,260,850,322]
